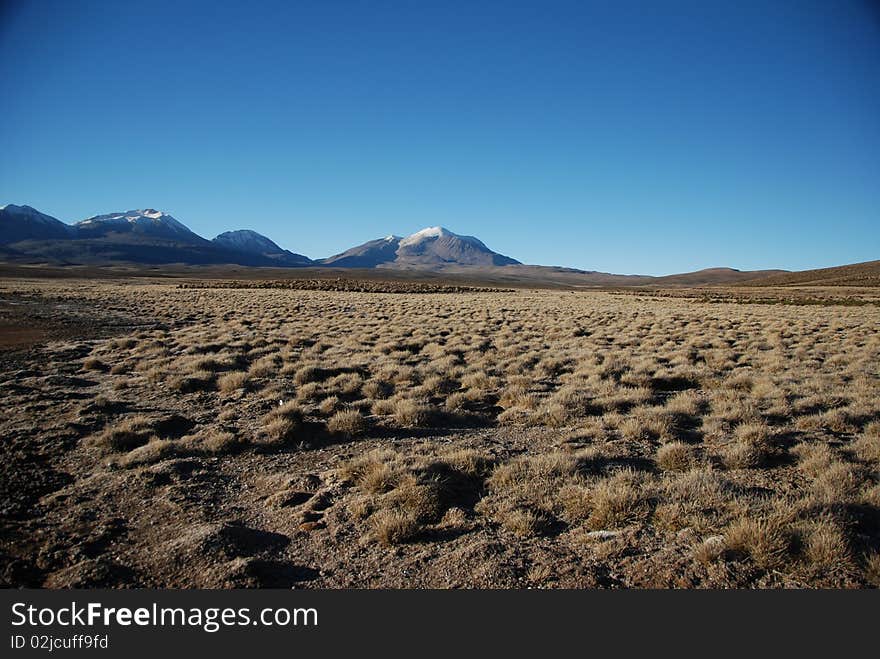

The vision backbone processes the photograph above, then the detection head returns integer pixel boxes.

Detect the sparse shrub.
[338,449,403,493]
[197,429,246,454]
[330,372,364,395]
[119,439,182,466]
[437,449,494,478]
[853,422,880,464]
[619,407,675,442]
[461,371,494,391]
[665,390,705,417]
[385,478,444,522]
[295,382,321,401]
[371,398,397,416]
[498,385,535,409]
[811,461,864,503]
[865,552,880,587]
[723,421,774,469]
[693,535,726,565]
[558,483,593,523]
[247,356,278,378]
[260,402,303,446]
[262,417,296,444]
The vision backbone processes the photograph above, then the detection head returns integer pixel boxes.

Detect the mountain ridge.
[7,202,862,287]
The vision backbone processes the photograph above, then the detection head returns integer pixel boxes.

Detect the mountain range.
[0,204,521,270]
[1,202,820,286]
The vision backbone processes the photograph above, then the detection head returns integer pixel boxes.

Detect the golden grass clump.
[338,449,404,493]
[656,442,696,472]
[82,356,107,371]
[94,414,156,452]
[722,420,774,469]
[724,514,794,570]
[370,509,420,546]
[585,469,651,530]
[393,399,435,427]
[326,408,369,437]
[801,518,853,573]
[260,401,303,446]
[217,371,249,393]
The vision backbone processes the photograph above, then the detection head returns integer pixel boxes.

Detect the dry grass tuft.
[656,442,696,472]
[260,401,304,446]
[327,409,369,437]
[217,371,249,393]
[802,518,852,573]
[94,415,156,452]
[370,509,421,546]
[586,469,651,530]
[498,508,544,538]
[723,420,774,469]
[82,357,108,371]
[724,515,794,570]
[393,399,435,427]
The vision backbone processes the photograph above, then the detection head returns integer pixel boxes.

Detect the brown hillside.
[741,260,880,287]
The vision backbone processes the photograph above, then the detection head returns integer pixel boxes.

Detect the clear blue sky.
[1,0,878,275]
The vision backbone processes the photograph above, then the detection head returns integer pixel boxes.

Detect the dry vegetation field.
[1,278,879,588]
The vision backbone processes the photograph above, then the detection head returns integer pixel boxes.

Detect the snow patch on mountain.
[399,226,488,249]
[77,209,194,236]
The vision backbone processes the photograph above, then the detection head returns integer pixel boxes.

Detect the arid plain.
[1,277,879,588]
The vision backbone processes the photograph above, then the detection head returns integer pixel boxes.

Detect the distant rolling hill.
[649,267,788,287]
[737,260,880,287]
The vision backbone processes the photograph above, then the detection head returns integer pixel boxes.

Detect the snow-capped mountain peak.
[400,226,447,247]
[394,226,519,267]
[399,226,489,250]
[72,208,206,245]
[77,209,192,234]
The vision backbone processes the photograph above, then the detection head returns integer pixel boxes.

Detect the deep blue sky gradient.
[1,0,878,274]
